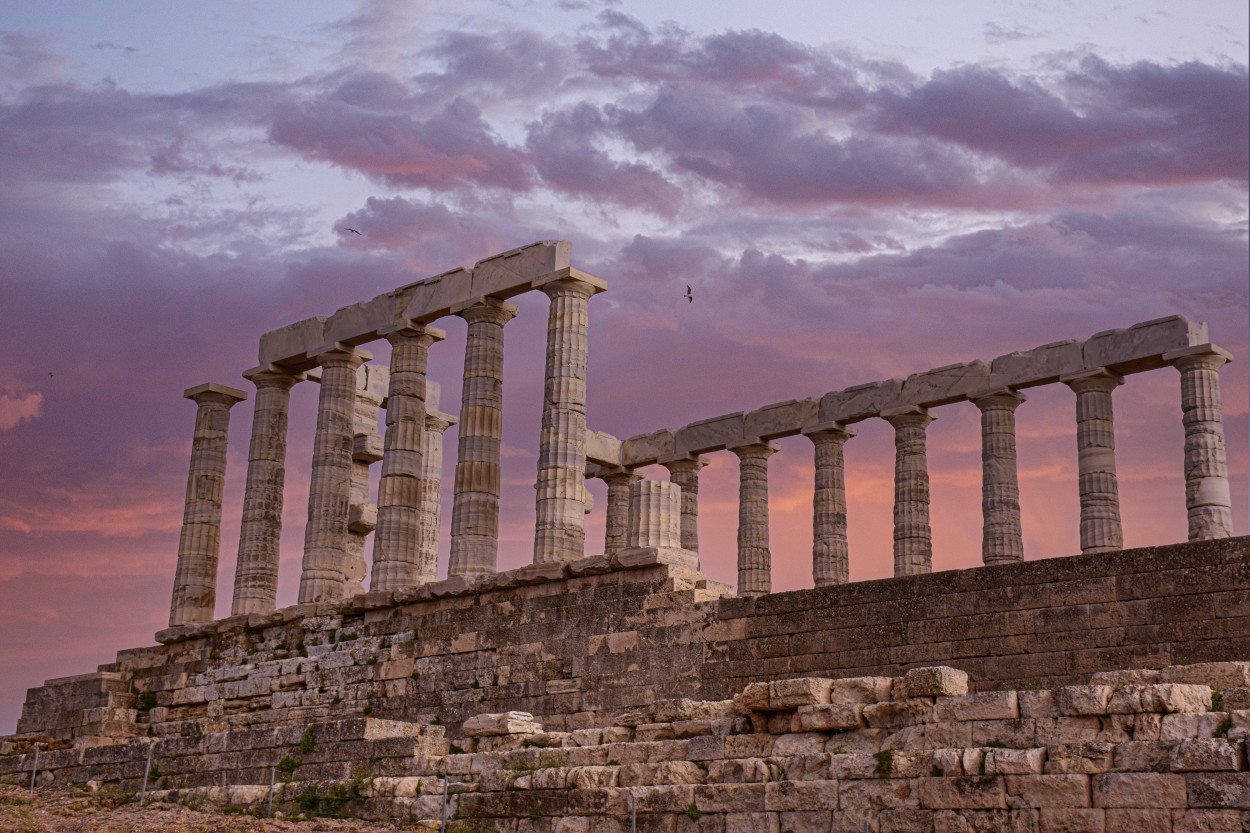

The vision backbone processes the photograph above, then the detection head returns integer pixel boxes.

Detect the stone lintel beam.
[257,240,571,369]
[586,430,623,468]
[619,430,676,468]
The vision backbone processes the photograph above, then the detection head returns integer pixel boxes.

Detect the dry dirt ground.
[0,784,433,833]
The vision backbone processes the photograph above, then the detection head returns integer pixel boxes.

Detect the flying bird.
[684,285,693,303]
[344,227,363,236]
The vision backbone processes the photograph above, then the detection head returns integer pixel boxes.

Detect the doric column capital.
[314,345,372,369]
[425,410,458,433]
[1061,368,1124,395]
[380,322,446,347]
[535,269,607,301]
[802,422,856,444]
[882,405,935,429]
[456,297,520,327]
[242,364,303,390]
[183,382,248,408]
[1163,343,1234,373]
[730,440,779,461]
[661,455,708,474]
[971,388,1027,412]
[598,467,643,486]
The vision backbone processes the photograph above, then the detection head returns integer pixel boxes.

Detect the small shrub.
[366,656,378,666]
[147,764,161,779]
[685,802,702,821]
[984,739,1007,749]
[277,756,301,774]
[299,726,317,754]
[1215,718,1233,738]
[607,759,621,766]
[136,691,158,711]
[411,670,421,680]
[873,748,895,778]
[362,705,373,716]
[1211,690,1224,712]
[331,695,342,706]
[528,808,542,821]
[295,784,320,815]
[470,680,480,689]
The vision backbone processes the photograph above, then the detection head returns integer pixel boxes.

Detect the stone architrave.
[417,408,458,584]
[371,324,444,591]
[1164,344,1235,541]
[601,468,643,556]
[534,275,603,564]
[972,389,1026,565]
[1061,368,1125,554]
[169,383,247,627]
[231,366,300,616]
[803,424,854,587]
[662,456,707,558]
[883,406,935,577]
[732,441,778,596]
[298,346,370,604]
[449,299,518,577]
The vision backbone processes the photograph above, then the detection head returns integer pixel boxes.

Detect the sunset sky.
[0,0,1246,733]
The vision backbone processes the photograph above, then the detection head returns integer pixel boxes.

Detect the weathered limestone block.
[819,379,904,424]
[828,677,893,705]
[863,700,934,730]
[1082,315,1205,371]
[676,413,746,456]
[1092,773,1188,808]
[989,339,1085,388]
[899,360,991,408]
[1044,743,1115,775]
[1003,774,1090,808]
[904,667,971,698]
[1159,662,1250,690]
[1055,686,1113,716]
[1168,739,1242,773]
[793,704,863,733]
[1107,684,1212,715]
[919,776,1007,809]
[1184,773,1250,808]
[933,692,1019,722]
[770,679,834,710]
[463,711,543,737]
[744,399,819,441]
[984,748,1045,775]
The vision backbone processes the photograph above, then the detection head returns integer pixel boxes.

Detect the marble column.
[416,408,458,584]
[534,276,601,564]
[344,366,385,596]
[449,299,518,577]
[1165,345,1235,541]
[972,389,1026,566]
[883,406,935,577]
[298,346,370,604]
[733,441,777,596]
[170,383,247,627]
[627,479,682,549]
[662,456,707,558]
[1062,369,1124,554]
[601,468,642,556]
[371,324,443,591]
[231,367,300,616]
[803,424,854,587]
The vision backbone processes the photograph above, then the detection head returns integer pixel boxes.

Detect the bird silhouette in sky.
[345,227,363,235]
[684,285,693,303]
[48,372,53,378]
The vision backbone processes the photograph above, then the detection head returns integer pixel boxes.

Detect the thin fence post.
[267,765,275,817]
[139,740,155,805]
[441,776,449,830]
[28,745,40,794]
[629,790,636,833]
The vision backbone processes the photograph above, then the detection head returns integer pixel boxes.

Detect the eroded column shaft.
[371,326,440,591]
[1063,369,1124,554]
[885,407,935,577]
[602,470,642,556]
[298,349,368,604]
[734,442,777,596]
[449,300,517,577]
[231,369,297,616]
[627,479,682,549]
[974,390,1026,566]
[806,425,853,587]
[663,457,706,557]
[534,279,596,563]
[170,383,246,626]
[1168,346,1235,540]
[416,410,457,583]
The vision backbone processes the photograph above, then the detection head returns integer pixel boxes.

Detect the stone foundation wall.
[10,537,1250,748]
[4,665,1249,832]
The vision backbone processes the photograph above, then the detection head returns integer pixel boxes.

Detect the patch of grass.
[277,756,301,774]
[873,748,895,778]
[528,808,542,821]
[136,691,158,711]
[1211,690,1224,712]
[1215,718,1233,738]
[685,801,702,821]
[147,763,161,779]
[299,726,317,754]
[362,705,373,716]
[366,656,378,666]
[606,759,621,766]
[331,695,342,705]
[830,745,847,755]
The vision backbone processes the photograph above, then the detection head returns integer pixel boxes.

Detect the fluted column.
[803,424,854,587]
[416,409,458,583]
[972,389,1026,566]
[231,367,300,616]
[298,347,370,604]
[732,441,777,597]
[449,299,518,577]
[344,366,385,596]
[534,276,602,564]
[170,383,247,627]
[627,479,683,549]
[883,406,935,577]
[1165,345,1235,540]
[663,456,707,558]
[602,468,642,556]
[1062,369,1124,554]
[371,324,444,591]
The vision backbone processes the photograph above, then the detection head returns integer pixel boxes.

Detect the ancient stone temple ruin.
[4,240,1249,830]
